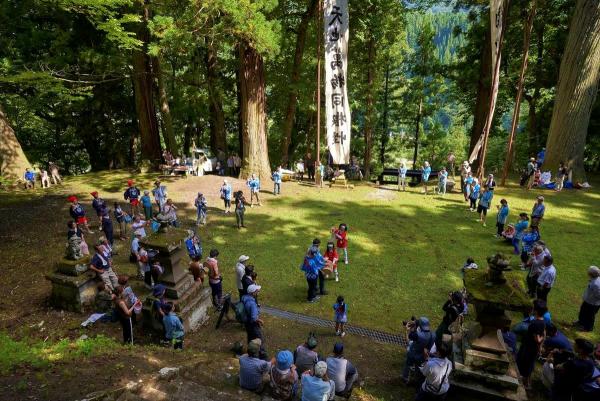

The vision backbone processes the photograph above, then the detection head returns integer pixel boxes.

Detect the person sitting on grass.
[301,361,335,401]
[239,338,272,393]
[402,317,434,384]
[416,341,453,401]
[24,168,35,189]
[495,199,509,238]
[477,187,494,227]
[163,303,185,349]
[294,333,320,374]
[326,342,358,399]
[269,350,298,401]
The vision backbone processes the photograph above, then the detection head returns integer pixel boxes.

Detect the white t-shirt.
[420,357,452,395]
[537,265,557,287]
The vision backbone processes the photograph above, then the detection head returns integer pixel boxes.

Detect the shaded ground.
[0,170,598,400]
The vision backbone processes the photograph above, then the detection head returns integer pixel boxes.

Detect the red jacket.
[324,249,338,264]
[335,229,348,248]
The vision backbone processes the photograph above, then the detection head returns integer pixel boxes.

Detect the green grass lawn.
[2,171,599,345]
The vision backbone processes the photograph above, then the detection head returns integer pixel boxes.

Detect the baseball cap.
[418,317,431,331]
[238,255,250,263]
[276,350,293,370]
[314,361,328,378]
[333,342,344,354]
[152,284,166,297]
[247,284,261,294]
[248,338,262,354]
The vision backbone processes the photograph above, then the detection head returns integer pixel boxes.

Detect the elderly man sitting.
[239,338,272,393]
[301,361,335,401]
[326,342,358,398]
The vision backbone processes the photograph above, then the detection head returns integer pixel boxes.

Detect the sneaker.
[340,332,346,337]
[483,223,487,227]
[308,298,318,303]
[335,275,339,282]
[335,330,341,336]
[344,260,348,265]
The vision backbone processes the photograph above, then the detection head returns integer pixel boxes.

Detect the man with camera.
[402,317,435,384]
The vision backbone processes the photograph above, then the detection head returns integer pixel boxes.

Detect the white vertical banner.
[324,0,351,165]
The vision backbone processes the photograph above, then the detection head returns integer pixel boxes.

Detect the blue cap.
[418,317,430,331]
[153,284,166,297]
[276,350,294,370]
[333,342,344,354]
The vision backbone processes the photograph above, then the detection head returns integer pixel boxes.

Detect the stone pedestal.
[141,227,213,332]
[46,256,98,312]
[451,269,531,401]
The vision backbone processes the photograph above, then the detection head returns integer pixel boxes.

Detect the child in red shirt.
[324,241,339,282]
[333,223,349,265]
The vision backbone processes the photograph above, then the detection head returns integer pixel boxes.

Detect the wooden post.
[501,0,536,186]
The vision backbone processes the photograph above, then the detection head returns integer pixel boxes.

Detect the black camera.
[402,316,417,328]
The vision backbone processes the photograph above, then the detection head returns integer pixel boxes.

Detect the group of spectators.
[22,162,62,189]
[238,335,359,401]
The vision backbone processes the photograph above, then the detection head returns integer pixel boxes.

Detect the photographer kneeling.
[402,317,434,384]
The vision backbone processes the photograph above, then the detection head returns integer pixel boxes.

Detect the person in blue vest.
[152,180,167,213]
[123,180,141,216]
[421,161,431,195]
[23,168,36,189]
[90,191,106,226]
[495,199,510,238]
[301,245,326,303]
[98,203,114,245]
[512,213,529,254]
[272,167,283,195]
[437,167,448,196]
[185,230,202,260]
[141,190,153,220]
[531,195,546,229]
[247,173,261,207]
[477,187,494,227]
[194,192,208,226]
[68,195,94,234]
[398,162,407,192]
[468,178,480,212]
[220,179,232,213]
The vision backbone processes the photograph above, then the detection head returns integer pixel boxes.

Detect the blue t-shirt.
[544,331,573,352]
[469,184,480,200]
[141,195,152,207]
[497,205,509,224]
[24,171,35,181]
[163,312,184,340]
[247,178,260,191]
[479,191,494,209]
[514,220,529,240]
[272,171,282,184]
[422,166,431,181]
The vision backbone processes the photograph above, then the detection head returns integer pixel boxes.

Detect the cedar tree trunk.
[0,106,32,179]
[206,40,227,154]
[154,56,177,154]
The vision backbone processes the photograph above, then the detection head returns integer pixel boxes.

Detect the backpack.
[234,300,248,323]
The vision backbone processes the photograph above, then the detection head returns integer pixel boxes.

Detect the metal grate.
[261,305,407,347]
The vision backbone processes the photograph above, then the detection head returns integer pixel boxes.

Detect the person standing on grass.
[272,167,283,195]
[123,180,141,216]
[467,179,479,212]
[205,249,223,310]
[333,296,347,337]
[398,162,408,191]
[555,162,568,192]
[512,213,529,255]
[234,190,249,229]
[141,190,153,220]
[333,224,349,265]
[49,162,62,185]
[525,245,547,298]
[90,191,106,226]
[114,286,141,345]
[301,247,324,303]
[463,171,474,202]
[536,255,557,302]
[402,317,434,384]
[23,168,35,189]
[247,173,262,206]
[574,266,600,332]
[220,179,232,213]
[516,300,547,390]
[421,161,431,194]
[484,173,496,191]
[495,199,509,238]
[68,195,94,234]
[416,341,453,401]
[161,198,179,227]
[310,239,328,295]
[526,157,537,189]
[40,169,50,188]
[520,226,540,268]
[194,192,208,226]
[477,187,494,227]
[531,196,546,229]
[324,241,339,282]
[242,284,264,345]
[113,202,129,241]
[131,214,147,238]
[98,203,114,245]
[152,180,167,213]
[163,303,185,349]
[236,255,251,300]
[460,161,471,197]
[437,167,448,196]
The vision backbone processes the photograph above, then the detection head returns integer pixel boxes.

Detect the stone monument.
[46,242,97,312]
[452,255,531,401]
[141,223,212,332]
